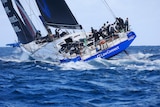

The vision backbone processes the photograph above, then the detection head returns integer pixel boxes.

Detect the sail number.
[3,0,22,33]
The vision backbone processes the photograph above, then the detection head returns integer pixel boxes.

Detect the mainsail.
[1,0,34,44]
[36,0,82,29]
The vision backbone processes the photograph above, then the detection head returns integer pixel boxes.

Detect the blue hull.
[60,31,136,63]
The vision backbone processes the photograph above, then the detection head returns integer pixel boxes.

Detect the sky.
[0,0,160,47]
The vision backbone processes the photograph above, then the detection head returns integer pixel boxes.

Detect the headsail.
[36,0,82,29]
[14,0,37,38]
[1,0,34,44]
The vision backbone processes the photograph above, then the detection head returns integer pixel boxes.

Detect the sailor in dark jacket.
[124,18,129,31]
[93,30,100,46]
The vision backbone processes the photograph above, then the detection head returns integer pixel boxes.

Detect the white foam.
[0,57,22,63]
[130,52,153,60]
[59,61,97,70]
[89,52,160,71]
[20,52,30,61]
[1,48,159,71]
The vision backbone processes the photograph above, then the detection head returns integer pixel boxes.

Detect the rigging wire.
[24,0,46,34]
[101,0,116,19]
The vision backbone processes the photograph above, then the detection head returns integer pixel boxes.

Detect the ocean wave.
[0,47,160,72]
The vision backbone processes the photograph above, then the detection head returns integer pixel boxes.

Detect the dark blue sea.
[0,46,160,107]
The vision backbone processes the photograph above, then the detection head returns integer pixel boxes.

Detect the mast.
[39,15,52,37]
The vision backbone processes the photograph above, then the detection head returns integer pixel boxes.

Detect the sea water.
[0,46,160,107]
